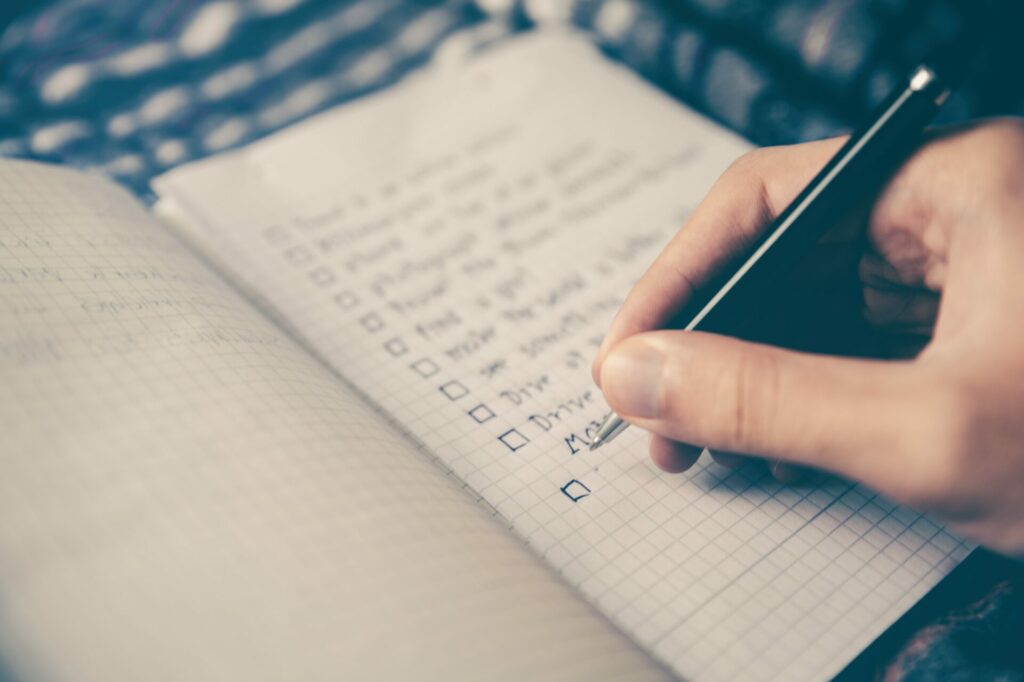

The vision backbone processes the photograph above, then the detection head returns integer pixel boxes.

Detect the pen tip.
[589,439,603,451]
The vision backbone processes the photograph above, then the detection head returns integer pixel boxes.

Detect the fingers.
[706,449,806,483]
[592,137,848,386]
[599,330,920,490]
[769,461,807,485]
[708,450,747,469]
[860,251,940,334]
[649,434,701,473]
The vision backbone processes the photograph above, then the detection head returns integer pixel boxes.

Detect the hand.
[592,119,1024,557]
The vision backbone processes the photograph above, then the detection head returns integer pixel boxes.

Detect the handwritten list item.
[155,31,971,681]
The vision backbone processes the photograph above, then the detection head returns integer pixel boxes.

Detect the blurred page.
[0,159,666,682]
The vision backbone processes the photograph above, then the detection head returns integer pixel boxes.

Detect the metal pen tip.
[589,412,629,451]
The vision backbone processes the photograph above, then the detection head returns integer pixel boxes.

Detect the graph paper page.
[155,30,971,681]
[0,159,667,682]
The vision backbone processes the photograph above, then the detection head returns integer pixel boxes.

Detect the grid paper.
[155,31,972,681]
[0,159,666,682]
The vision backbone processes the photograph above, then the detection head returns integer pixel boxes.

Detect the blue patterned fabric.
[2,0,1021,198]
[0,0,494,196]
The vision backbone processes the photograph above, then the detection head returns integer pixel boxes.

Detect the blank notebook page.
[155,31,972,681]
[0,159,667,682]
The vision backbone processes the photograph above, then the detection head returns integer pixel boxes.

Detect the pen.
[590,62,957,451]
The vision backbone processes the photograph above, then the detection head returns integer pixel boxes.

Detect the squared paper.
[154,31,971,681]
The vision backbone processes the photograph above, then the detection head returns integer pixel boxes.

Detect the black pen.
[590,62,957,450]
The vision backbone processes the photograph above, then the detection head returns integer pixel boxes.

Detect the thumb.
[599,331,920,488]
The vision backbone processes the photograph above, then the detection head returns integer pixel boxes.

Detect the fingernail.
[601,340,664,418]
[771,461,800,484]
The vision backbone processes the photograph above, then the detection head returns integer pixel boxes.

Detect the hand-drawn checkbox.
[384,338,408,357]
[410,358,440,378]
[333,291,359,310]
[439,380,469,400]
[359,312,385,332]
[309,266,337,287]
[262,225,290,244]
[560,479,591,503]
[498,428,529,452]
[468,404,495,424]
[284,245,313,265]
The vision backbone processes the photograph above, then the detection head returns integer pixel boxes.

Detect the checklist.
[154,31,971,682]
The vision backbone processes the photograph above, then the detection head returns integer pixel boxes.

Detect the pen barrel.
[685,66,951,338]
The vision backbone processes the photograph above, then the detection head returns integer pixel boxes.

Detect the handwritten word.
[525,390,597,434]
[498,374,551,406]
[443,326,496,362]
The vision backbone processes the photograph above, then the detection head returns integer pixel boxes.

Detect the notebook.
[0,30,969,681]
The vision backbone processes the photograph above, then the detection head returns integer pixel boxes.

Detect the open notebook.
[1,30,969,681]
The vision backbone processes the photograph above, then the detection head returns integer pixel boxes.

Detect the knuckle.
[985,118,1024,149]
[991,121,1024,191]
[963,119,1024,180]
[719,349,779,454]
[722,148,772,184]
[714,149,778,239]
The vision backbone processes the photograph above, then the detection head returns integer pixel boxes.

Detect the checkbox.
[498,428,529,452]
[333,291,359,310]
[284,246,313,265]
[309,266,337,287]
[468,404,495,424]
[439,380,469,400]
[410,358,440,378]
[560,479,591,502]
[263,225,290,244]
[384,338,408,357]
[359,312,385,332]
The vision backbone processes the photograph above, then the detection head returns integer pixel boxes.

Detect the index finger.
[592,136,848,385]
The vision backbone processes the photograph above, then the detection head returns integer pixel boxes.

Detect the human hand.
[592,119,1024,557]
